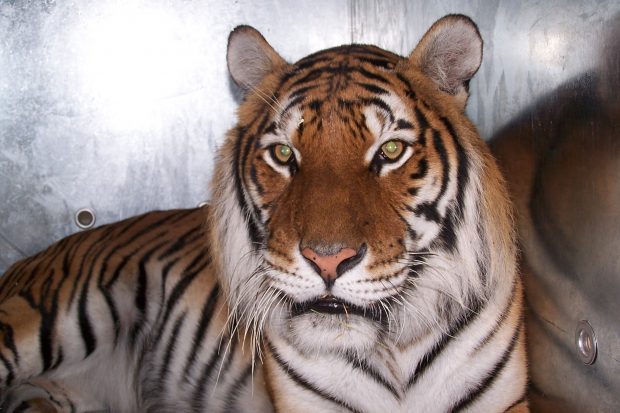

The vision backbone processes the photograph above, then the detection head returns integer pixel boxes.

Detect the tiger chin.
[0,14,527,413]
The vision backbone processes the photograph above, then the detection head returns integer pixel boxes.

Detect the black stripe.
[475,281,517,351]
[66,392,77,413]
[406,296,484,389]
[76,211,184,312]
[223,363,253,411]
[413,107,429,143]
[99,255,129,345]
[38,269,62,371]
[234,127,264,245]
[450,323,522,412]
[357,82,389,95]
[150,256,182,335]
[192,334,237,411]
[361,97,394,123]
[437,208,458,252]
[217,327,243,379]
[157,251,211,344]
[18,232,79,371]
[68,217,140,307]
[408,262,423,278]
[306,99,322,112]
[0,352,15,387]
[410,158,428,180]
[395,72,417,100]
[77,272,97,357]
[96,212,194,343]
[182,284,220,380]
[337,98,357,112]
[391,204,419,242]
[263,121,277,136]
[51,347,63,370]
[396,119,414,130]
[157,311,187,387]
[290,68,324,87]
[346,118,362,141]
[136,249,155,314]
[410,202,441,223]
[344,352,400,399]
[14,401,34,413]
[356,67,390,84]
[158,224,204,260]
[9,249,66,371]
[250,163,265,196]
[289,84,319,98]
[441,117,469,220]
[348,45,397,61]
[130,240,171,345]
[432,129,450,203]
[267,341,364,413]
[355,56,394,68]
[0,321,19,365]
[436,118,470,252]
[281,95,306,116]
[294,55,332,71]
[428,128,459,251]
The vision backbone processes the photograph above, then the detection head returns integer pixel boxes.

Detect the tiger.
[0,14,527,413]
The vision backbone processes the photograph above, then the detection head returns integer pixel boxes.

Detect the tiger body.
[0,208,271,412]
[0,15,527,413]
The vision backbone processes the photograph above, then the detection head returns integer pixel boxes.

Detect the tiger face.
[212,16,512,357]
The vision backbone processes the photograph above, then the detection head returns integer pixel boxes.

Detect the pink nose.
[301,247,357,286]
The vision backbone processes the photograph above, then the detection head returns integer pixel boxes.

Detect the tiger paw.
[6,398,59,413]
[0,380,107,413]
[1,383,60,413]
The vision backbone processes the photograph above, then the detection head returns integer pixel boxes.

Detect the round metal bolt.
[75,208,96,230]
[575,320,597,365]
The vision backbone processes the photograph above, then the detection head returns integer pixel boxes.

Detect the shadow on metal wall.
[490,13,620,413]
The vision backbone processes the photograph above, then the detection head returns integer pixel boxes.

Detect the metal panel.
[491,9,620,411]
[0,0,351,270]
[1,1,619,411]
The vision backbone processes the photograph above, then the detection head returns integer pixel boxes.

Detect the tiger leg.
[2,377,107,413]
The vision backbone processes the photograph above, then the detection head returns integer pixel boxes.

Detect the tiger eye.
[381,140,404,161]
[273,144,293,164]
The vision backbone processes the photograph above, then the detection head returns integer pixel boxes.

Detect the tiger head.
[210,15,515,356]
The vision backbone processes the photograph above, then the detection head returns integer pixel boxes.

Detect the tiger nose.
[301,244,367,287]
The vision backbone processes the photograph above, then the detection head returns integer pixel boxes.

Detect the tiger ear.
[409,15,482,107]
[227,25,288,93]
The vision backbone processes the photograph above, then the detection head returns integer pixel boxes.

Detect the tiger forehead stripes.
[0,14,527,413]
[234,45,467,260]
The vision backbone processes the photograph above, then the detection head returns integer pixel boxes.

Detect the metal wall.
[1,0,618,411]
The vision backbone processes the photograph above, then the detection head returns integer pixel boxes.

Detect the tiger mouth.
[291,296,384,321]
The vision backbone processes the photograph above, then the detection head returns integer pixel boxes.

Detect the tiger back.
[0,14,527,413]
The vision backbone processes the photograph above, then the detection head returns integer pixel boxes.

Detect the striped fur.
[0,209,271,412]
[0,15,527,412]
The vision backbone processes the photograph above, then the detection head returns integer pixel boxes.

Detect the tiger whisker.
[242,82,286,114]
